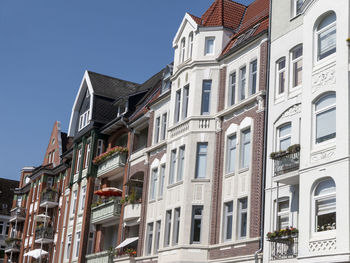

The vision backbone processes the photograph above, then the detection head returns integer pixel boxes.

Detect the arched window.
[188,32,193,58]
[180,38,186,63]
[314,93,336,144]
[316,12,336,61]
[314,178,336,232]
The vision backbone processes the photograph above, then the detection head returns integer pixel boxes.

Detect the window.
[146,223,154,255]
[47,176,54,188]
[229,72,236,106]
[227,135,237,174]
[85,143,91,168]
[278,123,291,151]
[315,93,336,144]
[277,198,290,229]
[180,38,186,63]
[87,232,94,255]
[240,129,251,169]
[48,152,52,164]
[249,60,257,95]
[277,58,286,94]
[164,210,172,247]
[191,206,203,243]
[201,80,211,115]
[72,190,77,214]
[177,146,185,181]
[36,184,40,199]
[239,67,246,101]
[78,110,90,131]
[76,149,82,174]
[174,90,181,123]
[316,12,336,61]
[314,179,336,232]
[75,231,80,257]
[291,46,303,88]
[96,139,104,156]
[169,149,177,185]
[173,208,181,245]
[17,196,22,207]
[154,117,160,144]
[292,0,304,16]
[182,85,189,119]
[0,221,3,235]
[150,169,158,201]
[66,234,72,259]
[161,113,167,140]
[27,218,31,236]
[80,186,86,211]
[159,165,165,198]
[223,201,233,241]
[238,197,248,238]
[205,37,214,55]
[154,221,161,253]
[188,32,193,58]
[195,143,208,179]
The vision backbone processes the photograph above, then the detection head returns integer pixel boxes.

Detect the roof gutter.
[254,1,272,263]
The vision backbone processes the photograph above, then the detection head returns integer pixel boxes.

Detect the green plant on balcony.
[5,237,21,245]
[270,144,300,160]
[115,248,137,257]
[267,227,298,241]
[91,196,118,208]
[93,146,128,165]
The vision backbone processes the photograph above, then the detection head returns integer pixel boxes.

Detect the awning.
[24,249,48,259]
[116,237,139,249]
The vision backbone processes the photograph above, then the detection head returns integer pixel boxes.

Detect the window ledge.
[157,197,163,202]
[191,178,210,183]
[238,168,249,174]
[167,180,183,189]
[310,231,336,242]
[225,172,235,178]
[148,199,156,204]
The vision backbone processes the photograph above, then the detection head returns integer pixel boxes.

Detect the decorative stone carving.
[311,149,335,163]
[309,239,336,252]
[280,104,301,120]
[312,66,336,92]
[215,117,222,132]
[256,95,265,111]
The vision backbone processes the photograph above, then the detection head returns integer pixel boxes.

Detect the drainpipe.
[254,0,272,262]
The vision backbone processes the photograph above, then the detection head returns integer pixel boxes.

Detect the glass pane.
[280,137,291,151]
[240,213,247,237]
[226,215,233,240]
[278,59,285,70]
[206,39,214,54]
[201,81,211,114]
[293,59,302,87]
[278,200,289,212]
[279,214,289,229]
[279,124,291,137]
[318,13,336,31]
[279,71,285,93]
[317,212,336,232]
[196,155,207,178]
[240,198,248,210]
[315,179,336,196]
[316,108,336,143]
[193,218,201,242]
[292,46,303,60]
[318,26,336,60]
[316,93,336,111]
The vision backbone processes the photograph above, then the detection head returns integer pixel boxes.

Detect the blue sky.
[0,0,254,181]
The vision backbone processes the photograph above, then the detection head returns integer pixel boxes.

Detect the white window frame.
[314,93,336,145]
[150,168,158,201]
[161,113,167,140]
[190,205,203,244]
[315,12,336,62]
[78,110,90,131]
[182,85,189,119]
[75,231,81,258]
[276,197,290,230]
[96,139,104,156]
[239,66,246,101]
[158,164,165,198]
[177,146,185,182]
[76,148,82,174]
[240,129,251,169]
[85,143,91,168]
[249,59,258,96]
[276,58,286,96]
[290,45,303,89]
[173,207,181,245]
[201,80,211,115]
[164,210,172,247]
[237,197,248,239]
[204,37,215,55]
[66,234,72,259]
[146,222,154,255]
[80,186,86,211]
[223,201,233,242]
[72,190,77,215]
[154,220,161,253]
[292,0,304,17]
[188,32,193,59]
[169,149,177,185]
[195,142,208,179]
[174,89,181,123]
[180,38,186,63]
[226,134,237,174]
[277,123,292,151]
[154,116,160,144]
[228,71,236,106]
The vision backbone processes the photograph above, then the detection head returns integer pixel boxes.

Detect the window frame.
[177,146,185,182]
[204,37,215,55]
[190,205,203,244]
[173,207,181,245]
[249,59,258,96]
[240,129,251,169]
[146,222,154,255]
[223,201,233,242]
[161,113,167,140]
[315,12,336,62]
[201,80,212,115]
[228,71,237,106]
[226,134,237,174]
[154,116,160,144]
[188,32,194,59]
[239,66,247,101]
[150,168,158,201]
[174,89,181,123]
[276,197,290,230]
[169,149,177,185]
[182,85,189,119]
[154,220,161,254]
[164,210,172,247]
[195,142,208,179]
[277,123,292,151]
[276,57,286,96]
[237,197,248,239]
[180,38,186,63]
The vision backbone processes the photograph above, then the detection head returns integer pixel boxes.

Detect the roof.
[220,0,269,57]
[190,0,247,30]
[87,71,139,100]
[0,178,19,216]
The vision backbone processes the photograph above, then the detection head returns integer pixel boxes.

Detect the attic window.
[79,110,90,131]
[231,24,260,49]
[117,101,128,116]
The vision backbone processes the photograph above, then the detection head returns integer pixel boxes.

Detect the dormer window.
[117,101,128,116]
[79,110,90,131]
[161,65,173,94]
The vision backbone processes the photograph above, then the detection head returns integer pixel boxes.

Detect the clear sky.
[0,0,255,181]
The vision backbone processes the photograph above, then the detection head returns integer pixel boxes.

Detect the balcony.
[40,189,59,208]
[86,251,113,263]
[4,238,21,254]
[169,116,216,139]
[35,226,54,244]
[123,203,141,222]
[269,236,298,260]
[96,151,127,179]
[272,148,300,185]
[9,207,26,222]
[91,199,122,224]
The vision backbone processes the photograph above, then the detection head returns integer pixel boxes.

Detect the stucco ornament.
[312,66,336,93]
[309,238,336,252]
[256,95,265,111]
[215,117,222,132]
[311,149,335,163]
[280,104,301,120]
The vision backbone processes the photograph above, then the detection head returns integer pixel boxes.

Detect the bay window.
[201,80,211,115]
[191,206,203,243]
[195,142,208,178]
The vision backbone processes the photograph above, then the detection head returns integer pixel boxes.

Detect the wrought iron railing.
[269,236,298,260]
[35,226,54,240]
[274,152,300,176]
[5,238,21,252]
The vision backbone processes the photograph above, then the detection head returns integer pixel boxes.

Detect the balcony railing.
[123,203,141,222]
[96,152,127,178]
[269,236,298,260]
[35,226,54,243]
[9,207,26,222]
[274,152,300,176]
[4,238,21,253]
[40,189,59,208]
[86,251,113,263]
[91,199,122,224]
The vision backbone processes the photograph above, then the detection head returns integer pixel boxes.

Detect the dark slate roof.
[0,178,19,216]
[87,71,139,100]
[61,132,68,153]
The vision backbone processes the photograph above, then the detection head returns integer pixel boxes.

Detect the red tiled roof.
[190,0,246,30]
[220,0,270,56]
